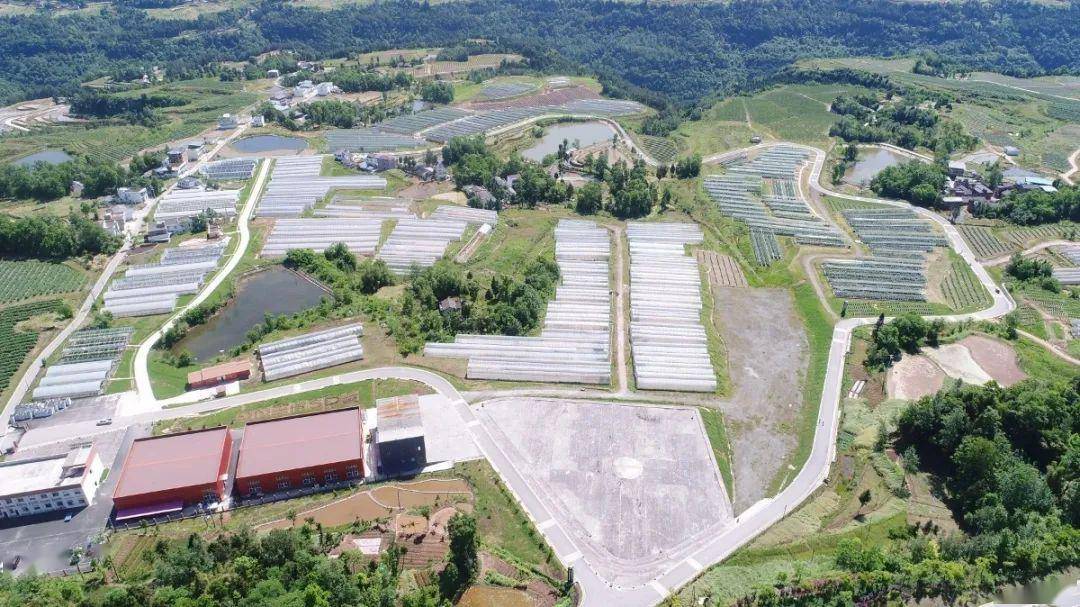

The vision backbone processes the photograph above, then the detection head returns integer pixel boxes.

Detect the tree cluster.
[0,213,119,260]
[977,185,1080,225]
[443,136,572,209]
[420,81,454,104]
[0,156,154,202]
[865,313,944,369]
[390,258,559,354]
[869,161,948,208]
[576,154,657,219]
[830,94,975,156]
[1005,254,1060,293]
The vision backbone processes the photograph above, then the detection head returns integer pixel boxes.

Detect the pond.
[12,149,73,167]
[843,147,906,187]
[229,134,308,154]
[992,568,1078,605]
[181,267,328,361]
[521,120,615,162]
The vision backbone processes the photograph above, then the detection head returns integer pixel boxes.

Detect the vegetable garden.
[0,260,85,305]
[941,256,990,311]
[957,225,1011,259]
[0,299,63,393]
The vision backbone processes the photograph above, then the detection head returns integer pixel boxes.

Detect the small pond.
[522,121,615,162]
[181,266,328,360]
[992,568,1078,605]
[843,148,906,187]
[12,149,73,167]
[230,134,308,154]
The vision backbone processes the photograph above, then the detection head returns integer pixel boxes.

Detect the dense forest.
[1,0,1078,106]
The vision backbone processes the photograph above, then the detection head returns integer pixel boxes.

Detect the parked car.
[96,418,112,426]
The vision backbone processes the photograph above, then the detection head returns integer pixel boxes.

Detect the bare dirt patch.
[887,355,946,400]
[923,343,993,385]
[255,479,471,530]
[711,287,809,512]
[958,334,1027,386]
[457,586,535,607]
[696,249,748,288]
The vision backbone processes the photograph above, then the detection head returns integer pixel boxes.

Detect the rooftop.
[377,395,424,443]
[0,446,93,498]
[236,407,363,479]
[113,428,229,499]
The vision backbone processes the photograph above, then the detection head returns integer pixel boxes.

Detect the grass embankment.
[767,283,835,494]
[154,378,429,434]
[699,408,735,498]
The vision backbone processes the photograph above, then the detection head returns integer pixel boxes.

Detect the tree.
[420,81,454,104]
[987,160,1003,189]
[859,489,872,508]
[441,513,478,598]
[574,181,603,215]
[843,143,859,162]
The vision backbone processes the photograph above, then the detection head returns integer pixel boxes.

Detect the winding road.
[6,139,1031,606]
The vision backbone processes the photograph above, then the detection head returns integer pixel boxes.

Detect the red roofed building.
[235,407,363,497]
[112,427,232,520]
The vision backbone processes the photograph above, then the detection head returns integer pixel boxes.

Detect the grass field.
[464,207,560,279]
[0,299,63,394]
[0,79,258,165]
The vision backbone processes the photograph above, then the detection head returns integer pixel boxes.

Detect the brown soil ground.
[478,553,562,607]
[711,287,809,512]
[696,249,748,288]
[959,334,1028,387]
[886,355,946,400]
[457,586,535,607]
[256,479,471,530]
[400,180,454,200]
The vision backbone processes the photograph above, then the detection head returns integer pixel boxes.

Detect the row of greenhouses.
[424,219,612,384]
[627,222,717,392]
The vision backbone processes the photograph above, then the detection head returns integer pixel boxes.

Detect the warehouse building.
[187,360,250,389]
[112,427,232,520]
[375,395,427,476]
[234,408,363,497]
[0,444,104,519]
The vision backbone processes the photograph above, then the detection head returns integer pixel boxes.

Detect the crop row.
[0,300,64,393]
[941,259,988,311]
[0,260,85,305]
[958,225,1012,259]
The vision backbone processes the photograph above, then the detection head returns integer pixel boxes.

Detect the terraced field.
[636,134,678,163]
[957,225,1011,259]
[843,300,936,318]
[0,260,86,304]
[941,256,990,311]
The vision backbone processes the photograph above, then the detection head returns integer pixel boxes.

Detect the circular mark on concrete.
[613,456,643,480]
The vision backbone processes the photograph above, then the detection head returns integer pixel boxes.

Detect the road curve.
[22,140,1025,605]
[0,125,249,431]
[132,154,268,400]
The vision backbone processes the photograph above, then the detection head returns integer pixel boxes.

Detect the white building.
[251,115,265,127]
[116,187,148,205]
[315,82,335,97]
[219,113,238,129]
[0,444,104,519]
[293,80,316,99]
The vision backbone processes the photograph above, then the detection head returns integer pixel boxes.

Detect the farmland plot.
[0,260,85,304]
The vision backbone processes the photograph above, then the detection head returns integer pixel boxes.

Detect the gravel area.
[709,287,808,513]
[887,354,946,400]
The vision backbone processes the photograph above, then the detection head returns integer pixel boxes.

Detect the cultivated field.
[0,260,86,304]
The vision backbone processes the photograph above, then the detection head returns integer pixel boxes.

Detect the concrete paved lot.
[475,398,732,587]
[0,425,140,574]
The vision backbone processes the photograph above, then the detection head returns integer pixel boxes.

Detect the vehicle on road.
[96,418,112,426]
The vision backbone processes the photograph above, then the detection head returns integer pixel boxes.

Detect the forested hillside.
[1,0,1078,106]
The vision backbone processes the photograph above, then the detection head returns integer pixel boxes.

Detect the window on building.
[276,478,290,490]
[324,470,338,484]
[247,481,261,496]
[346,465,360,479]
[301,473,315,486]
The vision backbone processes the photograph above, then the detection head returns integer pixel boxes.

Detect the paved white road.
[0,124,249,431]
[132,154,269,399]
[9,140,1024,605]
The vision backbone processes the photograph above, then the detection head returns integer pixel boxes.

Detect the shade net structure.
[627,222,717,392]
[260,218,384,257]
[704,146,847,248]
[257,323,364,382]
[256,155,386,218]
[102,243,225,317]
[425,219,612,385]
[200,158,257,181]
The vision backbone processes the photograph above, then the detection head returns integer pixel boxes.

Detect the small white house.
[251,115,266,127]
[316,82,335,96]
[116,187,148,205]
[218,113,238,129]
